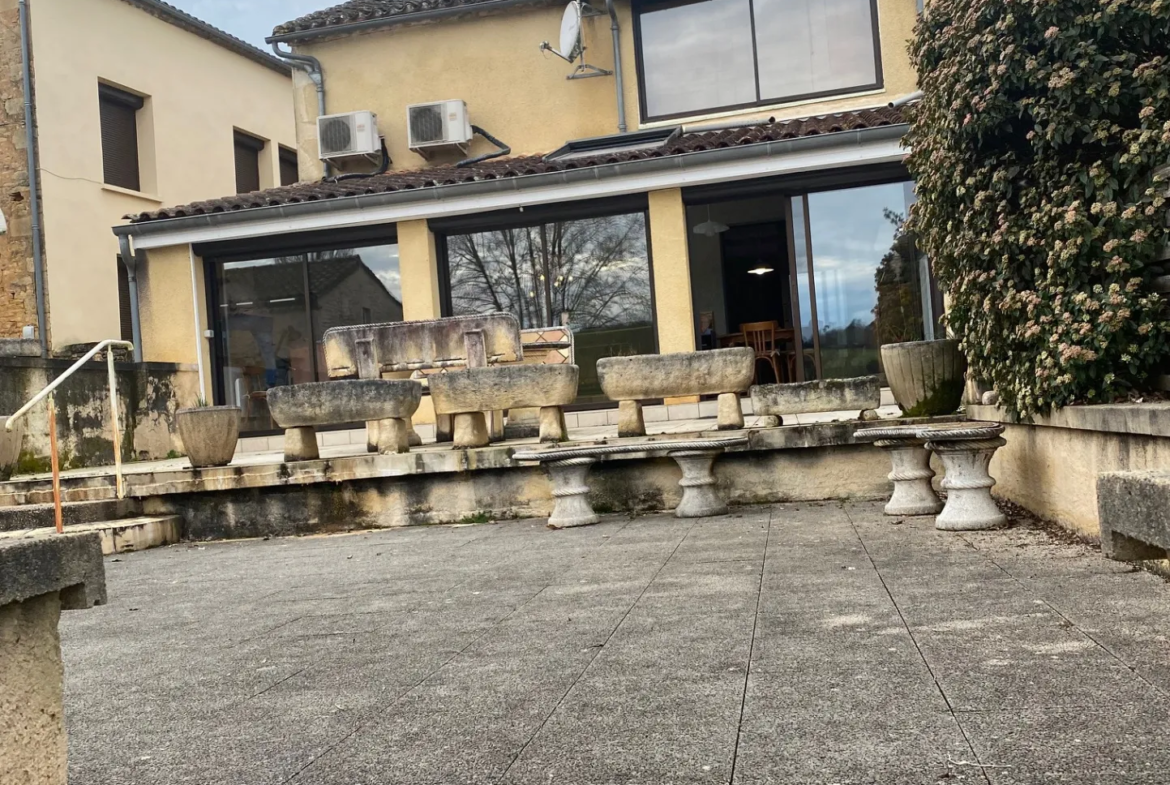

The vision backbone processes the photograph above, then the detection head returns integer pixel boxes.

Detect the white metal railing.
[6,340,135,532]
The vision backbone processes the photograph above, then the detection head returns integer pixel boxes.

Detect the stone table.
[854,424,942,517]
[917,423,1007,531]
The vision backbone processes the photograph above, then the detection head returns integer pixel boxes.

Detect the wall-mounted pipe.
[271,42,330,177]
[18,0,47,357]
[457,126,512,168]
[605,0,627,134]
[889,90,923,108]
[116,235,144,362]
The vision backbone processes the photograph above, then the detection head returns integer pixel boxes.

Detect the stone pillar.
[716,392,744,430]
[453,412,490,449]
[435,414,454,443]
[875,438,941,516]
[538,406,568,443]
[376,417,410,454]
[397,220,442,322]
[1,534,106,785]
[546,457,599,529]
[504,407,541,439]
[647,189,696,356]
[919,424,1007,531]
[669,449,728,518]
[283,426,319,462]
[618,400,645,437]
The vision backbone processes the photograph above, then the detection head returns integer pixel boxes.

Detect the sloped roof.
[272,0,529,39]
[127,105,906,224]
[120,0,290,75]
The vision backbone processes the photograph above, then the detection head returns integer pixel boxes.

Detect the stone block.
[751,376,882,416]
[428,365,578,415]
[596,348,754,401]
[1097,471,1170,561]
[267,379,422,426]
[0,532,106,609]
[0,338,39,357]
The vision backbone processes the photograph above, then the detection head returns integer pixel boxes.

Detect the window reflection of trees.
[446,214,653,330]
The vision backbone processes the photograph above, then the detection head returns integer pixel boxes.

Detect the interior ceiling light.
[693,205,729,237]
[748,266,775,275]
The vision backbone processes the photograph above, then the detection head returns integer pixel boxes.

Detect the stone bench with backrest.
[428,364,579,448]
[596,348,755,437]
[752,375,882,425]
[266,379,422,462]
[324,313,524,444]
[1097,471,1170,561]
[513,435,749,528]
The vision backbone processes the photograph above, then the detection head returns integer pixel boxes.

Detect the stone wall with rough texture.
[0,592,66,785]
[0,0,42,341]
[0,357,200,470]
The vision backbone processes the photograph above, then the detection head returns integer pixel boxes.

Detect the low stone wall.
[0,357,200,470]
[968,403,1170,539]
[0,533,106,784]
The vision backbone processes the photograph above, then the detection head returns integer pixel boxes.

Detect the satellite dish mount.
[539,0,613,80]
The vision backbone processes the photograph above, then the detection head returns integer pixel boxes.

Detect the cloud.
[167,0,330,47]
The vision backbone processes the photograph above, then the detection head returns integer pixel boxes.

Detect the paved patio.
[63,502,1170,784]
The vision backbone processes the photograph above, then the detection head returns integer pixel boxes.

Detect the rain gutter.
[267,0,549,43]
[18,0,47,357]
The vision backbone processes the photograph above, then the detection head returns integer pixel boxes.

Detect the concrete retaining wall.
[969,403,1170,539]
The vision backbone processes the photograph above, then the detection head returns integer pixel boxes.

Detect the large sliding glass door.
[212,243,402,432]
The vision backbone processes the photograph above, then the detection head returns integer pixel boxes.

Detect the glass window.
[214,243,401,431]
[636,0,882,120]
[806,181,925,379]
[443,213,656,404]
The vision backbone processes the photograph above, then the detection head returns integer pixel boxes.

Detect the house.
[0,0,296,354]
[113,0,939,435]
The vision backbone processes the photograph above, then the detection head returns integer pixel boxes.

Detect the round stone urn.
[880,339,968,417]
[176,406,241,468]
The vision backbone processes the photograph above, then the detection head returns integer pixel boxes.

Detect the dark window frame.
[278,146,299,186]
[98,83,145,191]
[632,0,885,122]
[234,130,266,195]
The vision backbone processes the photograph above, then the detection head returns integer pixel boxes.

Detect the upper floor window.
[279,146,299,186]
[234,131,266,194]
[99,84,144,191]
[634,0,883,121]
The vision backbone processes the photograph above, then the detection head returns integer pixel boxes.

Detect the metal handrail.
[7,340,135,531]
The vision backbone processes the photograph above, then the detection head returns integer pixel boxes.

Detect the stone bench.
[514,436,748,528]
[267,379,422,462]
[1,532,106,785]
[429,365,579,448]
[1097,471,1170,561]
[596,348,754,436]
[753,375,881,425]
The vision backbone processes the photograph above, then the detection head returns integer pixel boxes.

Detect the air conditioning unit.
[407,100,473,153]
[317,110,380,160]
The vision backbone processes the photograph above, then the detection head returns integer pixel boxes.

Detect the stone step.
[0,516,182,556]
[0,498,142,533]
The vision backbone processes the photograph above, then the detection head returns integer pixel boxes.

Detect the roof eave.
[267,0,550,44]
[115,123,908,241]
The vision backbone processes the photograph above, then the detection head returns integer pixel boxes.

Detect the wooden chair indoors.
[741,321,797,384]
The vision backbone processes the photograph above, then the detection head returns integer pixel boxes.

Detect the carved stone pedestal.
[919,424,1006,531]
[855,425,941,517]
[545,457,599,529]
[669,449,728,518]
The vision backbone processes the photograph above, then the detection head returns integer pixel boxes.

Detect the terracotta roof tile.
[273,0,513,37]
[127,105,906,224]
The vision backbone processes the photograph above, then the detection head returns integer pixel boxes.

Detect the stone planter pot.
[0,416,25,480]
[176,406,240,468]
[880,339,968,417]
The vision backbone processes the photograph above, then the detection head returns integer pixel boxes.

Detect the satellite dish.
[558,1,583,63]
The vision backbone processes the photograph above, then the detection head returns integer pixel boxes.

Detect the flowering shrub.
[905,0,1170,417]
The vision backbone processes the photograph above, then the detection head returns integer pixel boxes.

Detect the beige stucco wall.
[0,591,66,785]
[648,188,695,356]
[29,0,294,349]
[137,244,212,403]
[290,0,919,179]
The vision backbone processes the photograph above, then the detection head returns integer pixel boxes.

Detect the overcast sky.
[168,0,331,48]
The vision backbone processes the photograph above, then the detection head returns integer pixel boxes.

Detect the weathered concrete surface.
[429,365,578,415]
[60,503,1170,784]
[752,375,881,416]
[1097,471,1170,561]
[0,338,42,357]
[175,407,240,469]
[881,339,967,417]
[968,403,1170,540]
[0,532,106,609]
[267,380,423,427]
[0,516,182,556]
[0,415,24,480]
[323,313,523,377]
[1,535,106,784]
[0,498,141,534]
[597,348,754,400]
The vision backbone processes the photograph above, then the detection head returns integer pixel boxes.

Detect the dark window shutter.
[116,257,134,342]
[279,147,298,186]
[234,131,264,194]
[99,84,143,191]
